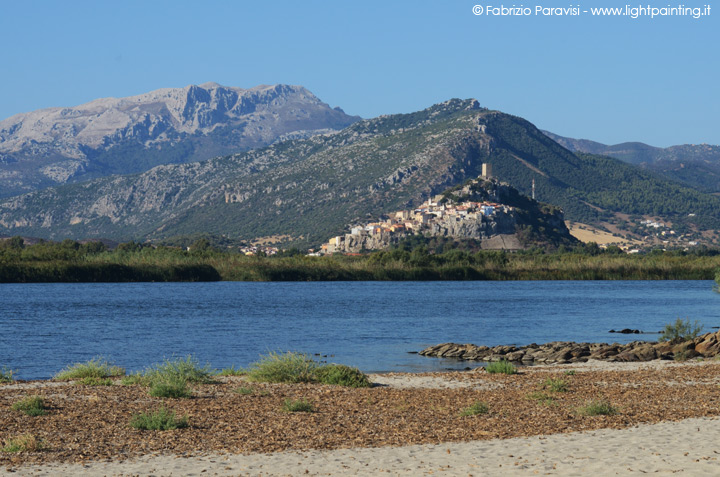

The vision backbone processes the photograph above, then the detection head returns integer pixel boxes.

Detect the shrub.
[129,406,189,430]
[143,356,214,385]
[1,366,14,383]
[673,350,690,362]
[542,378,569,393]
[316,364,371,388]
[459,401,489,416]
[217,365,246,376]
[528,391,557,406]
[11,396,47,416]
[247,351,319,383]
[54,357,125,381]
[659,318,703,343]
[80,377,114,386]
[1,433,45,452]
[564,370,577,376]
[148,376,192,399]
[282,398,315,413]
[121,373,150,386]
[486,360,518,375]
[579,398,618,416]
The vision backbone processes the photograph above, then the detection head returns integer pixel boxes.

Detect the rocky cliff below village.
[322,177,574,253]
[420,330,720,364]
[0,83,358,197]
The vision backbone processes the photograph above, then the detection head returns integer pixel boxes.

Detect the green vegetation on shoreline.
[2,236,720,283]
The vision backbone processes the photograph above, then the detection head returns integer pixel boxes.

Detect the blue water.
[1,281,719,380]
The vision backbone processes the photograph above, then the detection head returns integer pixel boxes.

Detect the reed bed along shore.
[2,239,720,282]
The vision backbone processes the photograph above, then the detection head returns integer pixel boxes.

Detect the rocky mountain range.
[0,83,359,197]
[2,97,720,247]
[543,131,720,193]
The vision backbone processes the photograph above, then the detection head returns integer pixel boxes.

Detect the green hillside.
[1,99,719,247]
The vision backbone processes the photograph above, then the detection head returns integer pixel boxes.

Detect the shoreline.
[3,360,720,475]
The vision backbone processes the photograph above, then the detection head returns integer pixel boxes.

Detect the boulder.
[631,343,658,361]
[589,344,622,360]
[695,334,720,357]
[418,331,720,365]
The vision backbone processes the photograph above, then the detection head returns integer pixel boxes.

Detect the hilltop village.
[321,170,532,254]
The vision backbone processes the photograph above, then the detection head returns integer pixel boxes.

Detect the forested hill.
[543,131,720,194]
[1,99,719,246]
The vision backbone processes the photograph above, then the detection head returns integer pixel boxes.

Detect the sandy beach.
[3,360,720,476]
[12,416,720,476]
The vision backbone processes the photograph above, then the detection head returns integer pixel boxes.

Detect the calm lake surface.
[1,281,719,380]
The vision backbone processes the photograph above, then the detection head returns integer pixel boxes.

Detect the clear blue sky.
[1,0,717,147]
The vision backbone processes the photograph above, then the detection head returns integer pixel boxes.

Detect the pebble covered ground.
[2,362,720,469]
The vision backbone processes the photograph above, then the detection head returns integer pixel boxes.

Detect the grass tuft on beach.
[316,364,372,388]
[120,356,215,397]
[0,366,14,383]
[485,360,518,375]
[247,351,319,384]
[54,357,125,381]
[282,398,315,413]
[247,351,371,387]
[1,434,45,453]
[148,376,192,399]
[143,355,214,385]
[11,396,48,416]
[459,401,489,416]
[129,406,189,431]
[542,378,569,393]
[579,398,618,416]
[216,365,246,376]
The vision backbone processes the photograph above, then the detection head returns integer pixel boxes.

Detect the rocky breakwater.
[420,330,720,364]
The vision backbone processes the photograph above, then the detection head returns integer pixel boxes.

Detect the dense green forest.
[2,237,720,283]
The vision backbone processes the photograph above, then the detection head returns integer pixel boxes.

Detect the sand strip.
[12,416,720,476]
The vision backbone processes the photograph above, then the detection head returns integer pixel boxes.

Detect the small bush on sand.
[148,375,192,399]
[542,378,569,393]
[0,366,14,383]
[282,398,315,413]
[316,364,371,388]
[54,357,125,381]
[579,398,618,416]
[143,356,214,385]
[459,401,489,416]
[121,373,151,386]
[216,365,246,376]
[486,360,517,375]
[130,406,188,430]
[247,352,372,387]
[528,391,557,406]
[11,396,47,416]
[659,318,703,343]
[1,434,45,452]
[247,351,319,383]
